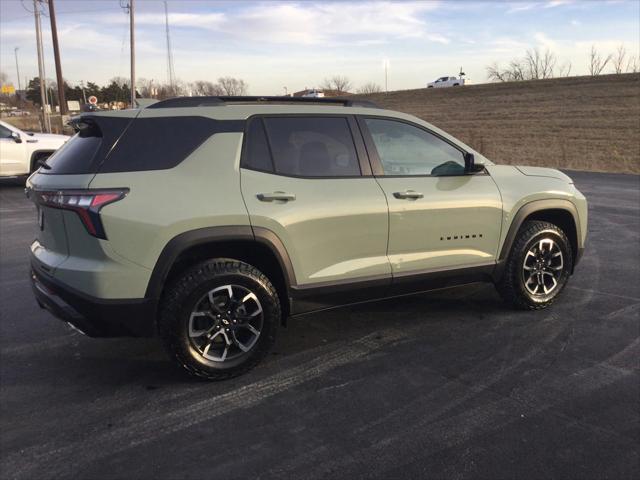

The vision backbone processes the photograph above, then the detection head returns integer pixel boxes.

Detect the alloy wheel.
[188,284,264,362]
[522,238,564,295]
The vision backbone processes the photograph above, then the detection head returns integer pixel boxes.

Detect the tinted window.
[102,117,221,173]
[262,117,360,177]
[44,116,133,174]
[45,128,102,174]
[242,118,274,172]
[364,118,466,176]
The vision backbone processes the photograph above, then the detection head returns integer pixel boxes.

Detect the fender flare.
[494,199,582,278]
[144,225,296,300]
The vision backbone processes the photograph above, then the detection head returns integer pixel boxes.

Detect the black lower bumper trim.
[31,264,157,338]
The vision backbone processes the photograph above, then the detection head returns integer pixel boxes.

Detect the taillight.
[35,189,129,239]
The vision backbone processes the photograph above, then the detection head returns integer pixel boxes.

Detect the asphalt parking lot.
[0,171,638,479]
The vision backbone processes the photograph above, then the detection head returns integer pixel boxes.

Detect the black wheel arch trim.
[495,199,582,278]
[144,225,297,300]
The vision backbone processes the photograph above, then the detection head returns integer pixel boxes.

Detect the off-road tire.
[496,220,573,310]
[159,259,280,380]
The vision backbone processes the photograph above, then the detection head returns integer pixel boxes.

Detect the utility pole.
[80,80,87,104]
[47,0,67,114]
[14,47,22,92]
[384,61,388,93]
[33,0,51,132]
[129,0,136,107]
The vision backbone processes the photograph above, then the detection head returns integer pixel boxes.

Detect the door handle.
[257,191,296,202]
[393,190,424,200]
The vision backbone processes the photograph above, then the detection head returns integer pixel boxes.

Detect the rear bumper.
[31,262,157,337]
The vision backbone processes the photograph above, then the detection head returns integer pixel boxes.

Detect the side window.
[101,117,239,173]
[262,117,361,177]
[364,118,466,176]
[0,124,12,138]
[242,118,274,172]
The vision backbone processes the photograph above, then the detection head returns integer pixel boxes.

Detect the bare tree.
[136,78,156,97]
[216,77,248,96]
[627,55,639,73]
[589,45,613,76]
[487,48,560,82]
[613,44,627,74]
[321,75,353,93]
[0,71,8,84]
[557,60,572,77]
[357,82,382,94]
[523,48,557,79]
[191,80,223,96]
[486,62,509,82]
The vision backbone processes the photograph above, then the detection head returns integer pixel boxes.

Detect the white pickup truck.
[427,76,465,88]
[0,120,68,177]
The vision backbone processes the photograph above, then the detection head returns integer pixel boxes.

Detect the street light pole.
[14,47,22,92]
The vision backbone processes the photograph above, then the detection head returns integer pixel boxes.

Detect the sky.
[0,0,638,95]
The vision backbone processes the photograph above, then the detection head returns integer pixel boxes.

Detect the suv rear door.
[358,116,503,280]
[240,115,391,294]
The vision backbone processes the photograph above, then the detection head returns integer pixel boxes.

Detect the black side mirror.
[464,152,485,173]
[10,131,22,144]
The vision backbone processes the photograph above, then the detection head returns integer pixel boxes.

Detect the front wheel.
[159,259,280,380]
[496,220,573,310]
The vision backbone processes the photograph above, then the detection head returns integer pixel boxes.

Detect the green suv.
[26,96,587,380]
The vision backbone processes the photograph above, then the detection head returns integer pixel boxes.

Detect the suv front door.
[0,123,26,176]
[359,116,503,280]
[240,115,391,299]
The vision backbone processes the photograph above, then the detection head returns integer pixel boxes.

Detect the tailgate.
[27,173,96,271]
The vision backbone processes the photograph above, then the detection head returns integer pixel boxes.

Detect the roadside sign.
[88,96,98,105]
[67,100,81,111]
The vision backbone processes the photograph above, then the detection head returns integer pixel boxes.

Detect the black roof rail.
[147,96,379,109]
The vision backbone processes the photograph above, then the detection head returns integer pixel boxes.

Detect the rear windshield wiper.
[37,159,51,170]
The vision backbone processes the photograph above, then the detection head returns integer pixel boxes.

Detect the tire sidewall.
[162,265,279,375]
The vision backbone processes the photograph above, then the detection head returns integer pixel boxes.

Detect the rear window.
[44,117,132,175]
[45,134,101,174]
[242,116,361,177]
[100,117,243,173]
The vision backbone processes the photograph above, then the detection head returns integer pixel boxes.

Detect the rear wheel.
[496,220,573,310]
[159,259,280,380]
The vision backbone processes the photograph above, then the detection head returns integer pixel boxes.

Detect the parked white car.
[301,89,325,98]
[0,120,69,177]
[427,76,465,88]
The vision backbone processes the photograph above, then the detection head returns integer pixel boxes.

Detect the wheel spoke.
[523,237,564,296]
[189,311,216,337]
[242,323,260,336]
[543,275,557,294]
[189,284,264,363]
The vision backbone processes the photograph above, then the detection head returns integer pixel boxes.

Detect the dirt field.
[1,114,67,134]
[355,73,640,174]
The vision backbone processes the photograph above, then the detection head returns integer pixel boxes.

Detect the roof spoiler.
[147,96,379,109]
[136,98,160,108]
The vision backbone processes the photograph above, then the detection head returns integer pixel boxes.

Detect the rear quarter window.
[100,117,243,173]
